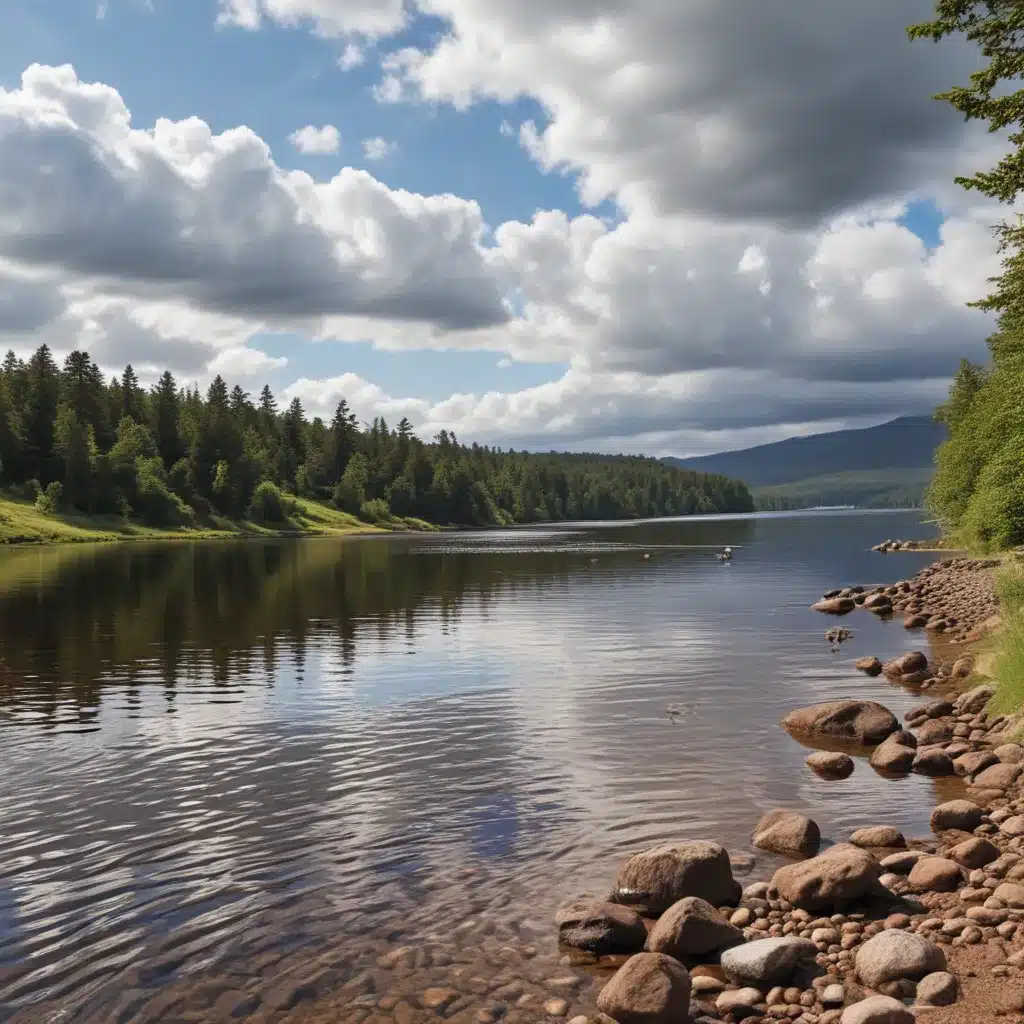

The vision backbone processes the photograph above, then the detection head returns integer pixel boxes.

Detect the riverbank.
[0,493,436,545]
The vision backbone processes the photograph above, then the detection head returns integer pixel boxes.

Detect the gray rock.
[822,984,845,1005]
[840,995,914,1024]
[915,971,960,1006]
[955,684,994,715]
[716,988,764,1015]
[556,898,649,954]
[930,800,984,833]
[614,841,740,915]
[720,936,817,986]
[645,896,744,958]
[854,929,946,987]
[770,843,883,911]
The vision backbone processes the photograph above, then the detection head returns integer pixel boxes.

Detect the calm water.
[0,510,961,1021]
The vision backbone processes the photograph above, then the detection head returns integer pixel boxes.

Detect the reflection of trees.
[0,526,758,719]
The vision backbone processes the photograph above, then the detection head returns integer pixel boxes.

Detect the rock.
[807,751,855,779]
[556,899,649,954]
[822,984,845,1005]
[880,851,924,874]
[596,953,692,1024]
[770,843,883,911]
[1001,815,1024,837]
[907,857,963,893]
[782,701,899,746]
[955,684,995,715]
[972,762,1023,791]
[753,810,821,858]
[545,999,570,1017]
[849,826,904,848]
[840,995,914,1024]
[915,971,959,1006]
[814,597,856,614]
[953,750,998,779]
[854,929,946,987]
[912,747,954,777]
[423,989,460,1011]
[864,593,892,611]
[720,936,817,986]
[613,841,740,915]
[716,988,764,1015]
[645,897,744,958]
[856,657,883,676]
[948,837,999,869]
[931,800,984,833]
[883,651,928,678]
[994,882,1024,908]
[869,737,915,774]
[690,975,725,995]
[996,743,1024,764]
[914,719,953,745]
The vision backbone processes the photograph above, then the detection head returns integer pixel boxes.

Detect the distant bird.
[589,557,598,564]
[666,702,684,722]
[717,547,732,562]
[825,626,853,653]
[643,553,651,560]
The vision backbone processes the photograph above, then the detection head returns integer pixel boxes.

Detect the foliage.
[754,469,931,511]
[35,480,63,514]
[909,5,1024,549]
[0,346,753,530]
[248,481,295,525]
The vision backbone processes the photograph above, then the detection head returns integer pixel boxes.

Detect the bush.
[189,494,214,519]
[248,481,295,525]
[359,498,392,524]
[35,481,63,514]
[132,459,193,527]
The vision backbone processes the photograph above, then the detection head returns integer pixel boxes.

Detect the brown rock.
[912,747,953,777]
[644,897,743,958]
[556,899,649,954]
[907,857,963,893]
[952,750,998,779]
[914,719,953,745]
[422,989,460,1011]
[930,800,984,833]
[814,597,856,614]
[869,737,915,774]
[996,743,1024,764]
[972,762,1023,791]
[947,837,999,869]
[753,810,821,858]
[807,751,855,779]
[850,826,904,849]
[915,971,959,1006]
[994,882,1024,909]
[883,651,928,678]
[613,841,740,915]
[770,843,883,911]
[782,701,899,746]
[855,657,883,676]
[595,952,692,1024]
[840,995,913,1023]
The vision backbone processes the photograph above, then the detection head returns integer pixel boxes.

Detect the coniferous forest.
[0,345,754,530]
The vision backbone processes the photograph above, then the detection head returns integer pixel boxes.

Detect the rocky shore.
[539,554,1022,1024]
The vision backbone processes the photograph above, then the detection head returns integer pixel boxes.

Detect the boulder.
[854,929,946,987]
[556,899,649,954]
[914,719,953,745]
[907,856,963,893]
[752,810,821,858]
[869,736,915,774]
[912,747,954,777]
[931,800,984,833]
[813,597,856,614]
[856,657,883,676]
[864,593,892,612]
[879,850,925,875]
[806,751,855,779]
[782,701,899,746]
[644,897,744,959]
[994,882,1024,909]
[972,762,1023,791]
[948,837,999,869]
[955,684,994,715]
[840,996,914,1024]
[915,971,960,1006]
[716,988,764,1016]
[719,936,817,987]
[770,843,883,911]
[904,614,929,629]
[850,826,904,849]
[883,651,928,678]
[953,750,998,779]
[1001,815,1024,838]
[997,743,1024,764]
[613,841,740,915]
[596,952,692,1024]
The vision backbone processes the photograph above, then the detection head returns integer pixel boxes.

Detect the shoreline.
[546,553,1020,1024]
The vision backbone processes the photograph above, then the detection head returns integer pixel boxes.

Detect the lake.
[0,510,960,1022]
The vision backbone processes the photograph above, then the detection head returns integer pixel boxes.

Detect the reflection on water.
[0,511,951,1020]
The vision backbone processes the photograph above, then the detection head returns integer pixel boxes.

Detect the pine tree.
[151,370,184,470]
[23,344,60,482]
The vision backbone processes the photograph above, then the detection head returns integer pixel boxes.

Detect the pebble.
[544,998,570,1016]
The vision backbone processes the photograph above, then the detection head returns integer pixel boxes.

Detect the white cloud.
[338,42,366,70]
[216,0,406,37]
[288,123,341,155]
[207,346,288,377]
[362,136,397,160]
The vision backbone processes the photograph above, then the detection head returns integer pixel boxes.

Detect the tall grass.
[988,561,1024,716]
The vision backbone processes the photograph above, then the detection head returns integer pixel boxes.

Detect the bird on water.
[825,626,853,653]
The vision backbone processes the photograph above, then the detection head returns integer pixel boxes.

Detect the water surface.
[0,510,957,1021]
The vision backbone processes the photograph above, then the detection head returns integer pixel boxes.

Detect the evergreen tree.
[23,344,61,482]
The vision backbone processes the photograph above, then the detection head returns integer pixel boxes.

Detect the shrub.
[35,481,63,514]
[248,481,295,525]
[132,459,193,527]
[359,498,392,524]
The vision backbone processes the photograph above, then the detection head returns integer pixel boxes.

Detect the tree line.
[0,345,753,529]
[909,4,1024,549]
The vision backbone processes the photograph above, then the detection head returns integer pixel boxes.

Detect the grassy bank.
[0,493,435,545]
[985,555,1024,717]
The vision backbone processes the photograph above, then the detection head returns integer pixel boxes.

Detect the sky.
[0,0,1012,456]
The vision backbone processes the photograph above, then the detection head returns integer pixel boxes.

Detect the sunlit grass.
[986,559,1024,718]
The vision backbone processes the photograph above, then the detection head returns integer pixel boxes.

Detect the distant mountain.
[665,416,945,508]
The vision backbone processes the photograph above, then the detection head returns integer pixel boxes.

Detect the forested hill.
[665,416,944,487]
[0,345,754,530]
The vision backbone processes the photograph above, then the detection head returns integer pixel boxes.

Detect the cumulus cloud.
[208,346,288,377]
[0,64,507,333]
[362,136,397,160]
[216,0,407,37]
[289,123,341,154]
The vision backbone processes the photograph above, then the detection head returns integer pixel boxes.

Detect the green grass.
[754,467,932,509]
[978,558,1024,718]
[0,493,436,546]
